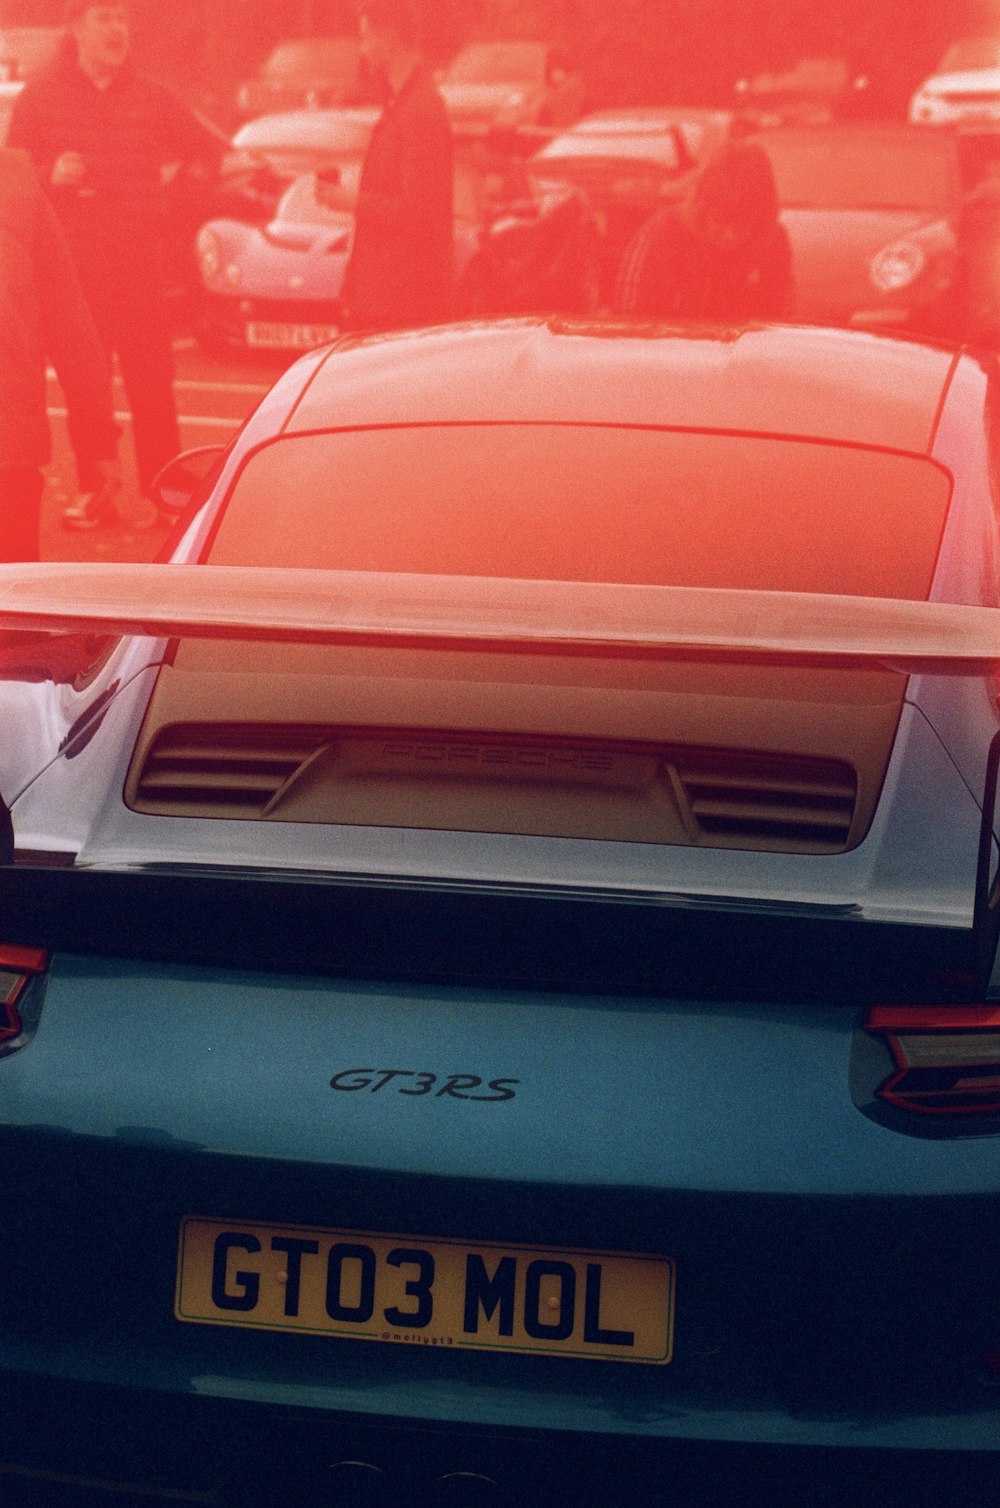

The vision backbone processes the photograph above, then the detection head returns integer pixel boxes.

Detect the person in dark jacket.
[339,0,453,331]
[615,140,793,323]
[0,146,117,560]
[7,1,219,528]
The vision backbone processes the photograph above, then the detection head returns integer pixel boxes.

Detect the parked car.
[530,108,732,297]
[215,106,383,225]
[751,124,962,333]
[909,35,1000,127]
[196,139,600,353]
[735,54,870,125]
[234,35,377,119]
[438,40,585,137]
[3,320,1000,1506]
[0,25,61,83]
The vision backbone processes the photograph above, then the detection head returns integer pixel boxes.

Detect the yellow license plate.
[175,1217,675,1365]
[245,321,339,349]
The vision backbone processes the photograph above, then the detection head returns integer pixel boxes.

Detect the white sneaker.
[61,487,119,531]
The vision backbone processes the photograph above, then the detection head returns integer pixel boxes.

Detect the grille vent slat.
[675,752,856,852]
[131,724,859,852]
[133,726,329,817]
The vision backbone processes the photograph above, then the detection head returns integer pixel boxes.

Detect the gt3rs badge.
[330,1069,519,1102]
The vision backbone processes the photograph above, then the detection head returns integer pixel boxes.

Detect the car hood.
[780,207,953,318]
[201,215,353,299]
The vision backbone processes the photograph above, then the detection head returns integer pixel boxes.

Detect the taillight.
[0,944,49,1058]
[866,1006,1000,1115]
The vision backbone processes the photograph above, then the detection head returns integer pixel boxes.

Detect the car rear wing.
[1,562,999,998]
[0,561,998,673]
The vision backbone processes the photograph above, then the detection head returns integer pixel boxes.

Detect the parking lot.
[41,339,285,560]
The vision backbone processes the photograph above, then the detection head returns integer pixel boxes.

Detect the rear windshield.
[206,426,951,600]
[264,39,359,79]
[445,42,545,84]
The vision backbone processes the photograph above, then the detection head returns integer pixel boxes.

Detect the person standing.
[615,141,793,323]
[7,1,219,528]
[0,147,117,560]
[339,0,453,331]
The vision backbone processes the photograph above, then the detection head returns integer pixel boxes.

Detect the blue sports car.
[2,319,1000,1506]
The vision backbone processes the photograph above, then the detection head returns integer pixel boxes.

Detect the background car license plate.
[176,1217,675,1364]
[245,321,339,349]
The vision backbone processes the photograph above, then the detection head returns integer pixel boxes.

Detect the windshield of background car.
[264,38,360,80]
[204,427,951,598]
[276,171,359,222]
[277,162,481,224]
[756,131,956,211]
[444,42,546,84]
[938,37,1000,72]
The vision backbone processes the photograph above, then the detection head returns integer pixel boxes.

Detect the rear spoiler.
[0,562,998,673]
[1,562,999,995]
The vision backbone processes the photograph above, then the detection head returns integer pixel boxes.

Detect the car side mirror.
[149,446,225,516]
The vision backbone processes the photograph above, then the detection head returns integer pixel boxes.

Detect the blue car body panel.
[2,956,1000,1446]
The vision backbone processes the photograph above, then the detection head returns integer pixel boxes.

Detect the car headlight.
[197,228,222,282]
[869,239,925,295]
[909,90,943,123]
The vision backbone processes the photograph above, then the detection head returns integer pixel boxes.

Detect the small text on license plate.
[245,321,340,350]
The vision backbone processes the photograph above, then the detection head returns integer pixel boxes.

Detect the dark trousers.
[0,464,43,561]
[71,280,180,497]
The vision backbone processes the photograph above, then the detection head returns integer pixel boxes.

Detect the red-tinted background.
[2,0,996,121]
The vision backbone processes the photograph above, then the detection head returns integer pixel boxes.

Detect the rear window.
[445,43,546,84]
[264,39,360,80]
[206,425,951,600]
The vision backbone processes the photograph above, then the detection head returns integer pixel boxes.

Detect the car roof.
[284,319,957,456]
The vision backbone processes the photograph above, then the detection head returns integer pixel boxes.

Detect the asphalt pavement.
[42,336,288,562]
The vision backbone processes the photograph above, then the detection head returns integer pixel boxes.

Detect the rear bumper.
[6,1370,1000,1508]
[6,949,1000,1501]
